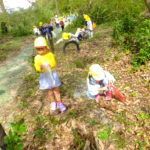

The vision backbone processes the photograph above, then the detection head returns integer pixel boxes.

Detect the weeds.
[73,130,85,149]
[68,110,79,118]
[4,121,26,150]
[111,131,126,148]
[34,128,46,139]
[73,59,85,68]
[112,15,150,70]
[97,128,112,141]
[86,118,100,126]
[114,54,121,61]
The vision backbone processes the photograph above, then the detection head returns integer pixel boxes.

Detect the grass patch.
[111,131,126,148]
[0,36,30,62]
[97,128,112,141]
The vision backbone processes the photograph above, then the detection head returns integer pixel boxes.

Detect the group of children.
[54,15,65,31]
[33,14,116,113]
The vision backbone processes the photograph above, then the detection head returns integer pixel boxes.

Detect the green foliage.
[4,122,26,150]
[86,118,100,126]
[34,128,45,138]
[89,5,111,24]
[114,54,121,61]
[97,128,112,141]
[138,113,150,120]
[112,13,150,70]
[115,112,127,125]
[68,110,79,118]
[67,15,85,30]
[73,130,85,149]
[74,59,85,68]
[134,140,148,150]
[111,132,126,148]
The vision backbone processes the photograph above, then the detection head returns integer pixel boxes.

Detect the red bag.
[109,84,126,103]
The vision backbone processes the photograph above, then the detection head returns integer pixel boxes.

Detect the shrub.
[112,14,150,69]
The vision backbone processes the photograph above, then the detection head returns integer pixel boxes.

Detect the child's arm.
[55,38,64,45]
[99,87,107,91]
[34,56,43,72]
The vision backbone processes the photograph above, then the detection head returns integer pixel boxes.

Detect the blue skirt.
[39,71,61,90]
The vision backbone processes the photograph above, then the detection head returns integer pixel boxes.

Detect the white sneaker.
[50,102,57,111]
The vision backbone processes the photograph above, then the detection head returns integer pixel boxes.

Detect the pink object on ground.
[106,90,112,100]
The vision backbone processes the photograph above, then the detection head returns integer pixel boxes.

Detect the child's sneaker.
[105,91,112,100]
[50,102,57,111]
[57,102,67,112]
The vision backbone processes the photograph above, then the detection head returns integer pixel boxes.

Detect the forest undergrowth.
[2,25,150,150]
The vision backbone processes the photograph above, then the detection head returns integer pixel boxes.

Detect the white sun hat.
[89,64,105,80]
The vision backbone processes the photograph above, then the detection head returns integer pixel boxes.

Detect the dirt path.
[0,20,72,126]
[0,44,33,107]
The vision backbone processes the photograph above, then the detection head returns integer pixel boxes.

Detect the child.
[34,36,67,112]
[33,26,41,36]
[86,64,115,101]
[59,17,65,31]
[83,14,93,38]
[55,32,80,52]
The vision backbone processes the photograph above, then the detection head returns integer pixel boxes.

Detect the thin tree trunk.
[144,0,150,13]
[0,0,7,14]
[54,0,59,15]
[0,124,7,150]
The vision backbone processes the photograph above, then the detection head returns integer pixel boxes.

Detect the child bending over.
[86,64,115,101]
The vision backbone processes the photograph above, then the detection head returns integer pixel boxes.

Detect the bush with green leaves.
[131,19,150,69]
[112,13,150,70]
[4,122,26,150]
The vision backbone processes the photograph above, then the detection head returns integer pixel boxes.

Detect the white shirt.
[86,20,93,31]
[87,71,115,96]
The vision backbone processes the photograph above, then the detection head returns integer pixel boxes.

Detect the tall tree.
[54,0,59,14]
[144,0,150,12]
[0,0,7,14]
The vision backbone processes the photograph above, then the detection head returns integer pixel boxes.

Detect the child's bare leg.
[53,86,67,112]
[48,89,57,111]
[48,89,55,102]
[53,87,61,102]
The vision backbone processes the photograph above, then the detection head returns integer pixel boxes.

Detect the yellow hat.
[39,22,43,26]
[62,32,69,40]
[34,37,48,48]
[83,14,90,21]
[89,64,105,80]
[59,17,63,21]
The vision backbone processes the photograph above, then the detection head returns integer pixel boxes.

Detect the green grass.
[111,131,126,148]
[97,128,112,141]
[0,35,30,62]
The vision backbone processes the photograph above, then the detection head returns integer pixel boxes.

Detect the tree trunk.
[0,124,7,150]
[144,0,150,13]
[54,0,59,15]
[0,0,7,14]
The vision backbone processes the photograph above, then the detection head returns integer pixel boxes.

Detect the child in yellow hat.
[86,64,115,101]
[34,37,67,112]
[83,14,93,38]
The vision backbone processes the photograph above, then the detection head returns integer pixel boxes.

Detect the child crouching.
[34,37,67,112]
[86,64,115,101]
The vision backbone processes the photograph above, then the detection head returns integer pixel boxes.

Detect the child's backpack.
[92,23,96,29]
